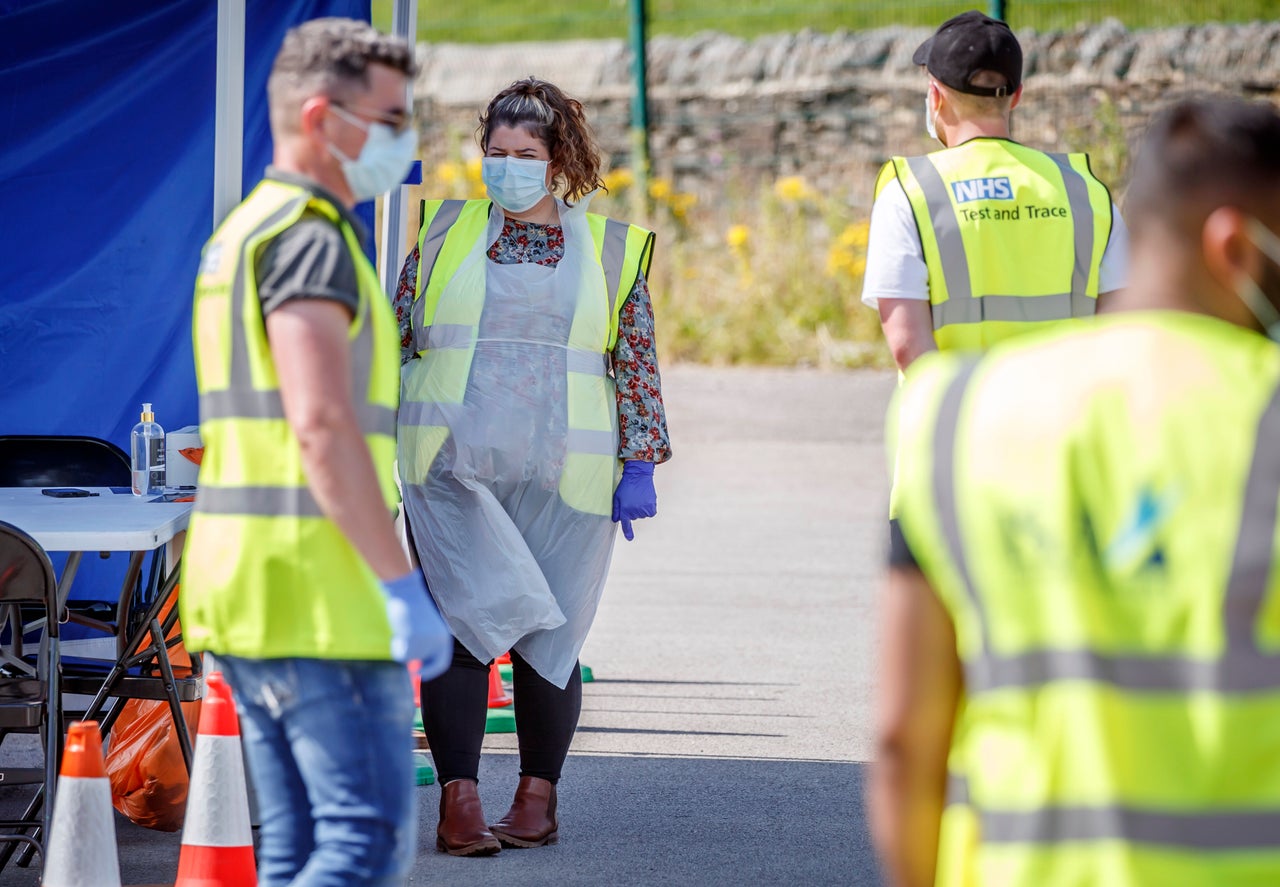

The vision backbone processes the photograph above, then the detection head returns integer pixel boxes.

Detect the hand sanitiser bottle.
[130,403,166,496]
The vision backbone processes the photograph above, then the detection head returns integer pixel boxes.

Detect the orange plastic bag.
[104,589,201,831]
[106,697,201,831]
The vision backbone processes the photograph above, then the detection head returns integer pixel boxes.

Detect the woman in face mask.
[391,78,672,856]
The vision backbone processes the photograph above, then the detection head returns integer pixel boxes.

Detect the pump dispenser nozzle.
[141,403,154,423]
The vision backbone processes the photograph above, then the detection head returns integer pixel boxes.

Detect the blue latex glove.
[380,571,452,680]
[611,460,657,542]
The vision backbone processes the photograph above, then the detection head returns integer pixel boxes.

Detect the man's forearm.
[878,299,938,372]
[267,299,411,583]
[870,744,948,887]
[870,566,961,887]
[295,415,409,582]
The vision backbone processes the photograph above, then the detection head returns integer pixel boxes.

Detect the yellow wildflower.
[464,157,483,184]
[837,221,870,249]
[648,178,673,201]
[671,192,698,215]
[603,168,635,192]
[435,162,462,185]
[726,224,750,249]
[773,175,813,203]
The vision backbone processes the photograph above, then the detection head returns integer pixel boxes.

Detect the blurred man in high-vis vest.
[872,98,1280,887]
[862,10,1129,372]
[183,18,450,885]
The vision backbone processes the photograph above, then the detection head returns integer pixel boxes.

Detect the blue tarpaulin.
[0,0,369,447]
[0,0,370,605]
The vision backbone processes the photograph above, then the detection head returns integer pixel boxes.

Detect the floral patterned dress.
[392,217,672,463]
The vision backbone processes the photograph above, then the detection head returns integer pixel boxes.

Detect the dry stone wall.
[412,22,1280,207]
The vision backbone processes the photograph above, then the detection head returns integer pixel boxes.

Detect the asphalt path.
[0,364,897,886]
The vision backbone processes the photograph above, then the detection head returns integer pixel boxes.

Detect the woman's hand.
[612,460,657,541]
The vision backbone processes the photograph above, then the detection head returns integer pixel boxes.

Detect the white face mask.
[1237,218,1280,342]
[482,156,551,213]
[327,105,417,202]
[925,94,940,143]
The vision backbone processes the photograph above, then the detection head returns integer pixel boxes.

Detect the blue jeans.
[217,656,416,887]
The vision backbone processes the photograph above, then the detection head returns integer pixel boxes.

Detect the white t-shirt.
[860,177,1129,309]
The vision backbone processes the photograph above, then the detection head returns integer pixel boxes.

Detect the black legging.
[420,637,583,786]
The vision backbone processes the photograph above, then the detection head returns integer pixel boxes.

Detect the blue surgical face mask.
[482,156,551,213]
[1237,218,1280,342]
[327,105,417,202]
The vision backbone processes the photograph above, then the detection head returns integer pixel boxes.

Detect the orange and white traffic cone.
[175,672,256,887]
[43,720,121,887]
[487,660,512,708]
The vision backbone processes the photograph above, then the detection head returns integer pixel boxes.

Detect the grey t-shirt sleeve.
[888,518,920,570]
[255,215,359,317]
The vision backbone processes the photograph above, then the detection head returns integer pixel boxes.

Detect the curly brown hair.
[478,78,605,205]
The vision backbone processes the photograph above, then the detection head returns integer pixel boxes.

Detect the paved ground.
[0,364,897,886]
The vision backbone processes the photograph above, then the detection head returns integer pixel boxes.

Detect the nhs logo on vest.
[951,177,1014,203]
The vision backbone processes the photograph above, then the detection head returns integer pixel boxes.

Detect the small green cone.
[414,707,424,732]
[413,750,435,785]
[497,663,594,682]
[485,706,517,733]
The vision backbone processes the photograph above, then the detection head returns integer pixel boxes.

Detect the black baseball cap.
[913,10,1022,97]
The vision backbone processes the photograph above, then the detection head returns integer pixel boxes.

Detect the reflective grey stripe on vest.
[411,200,467,354]
[397,401,457,428]
[201,197,306,422]
[358,404,397,438]
[948,775,1280,850]
[932,292,1095,328]
[203,194,388,441]
[906,155,972,305]
[602,218,631,323]
[935,372,1280,694]
[1225,377,1280,647]
[906,153,1097,329]
[933,360,987,647]
[567,428,617,456]
[1048,153,1095,304]
[195,485,324,518]
[971,645,1280,694]
[985,804,1280,850]
[201,392,394,438]
[398,401,614,455]
[566,349,609,375]
[422,322,473,350]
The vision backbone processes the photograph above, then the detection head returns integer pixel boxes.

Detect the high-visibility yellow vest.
[181,178,402,660]
[398,199,654,517]
[892,311,1280,886]
[876,138,1113,352]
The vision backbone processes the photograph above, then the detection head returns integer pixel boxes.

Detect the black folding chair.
[0,435,131,489]
[0,520,61,871]
[0,435,201,867]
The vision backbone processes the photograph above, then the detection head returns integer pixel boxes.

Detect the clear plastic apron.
[402,197,617,689]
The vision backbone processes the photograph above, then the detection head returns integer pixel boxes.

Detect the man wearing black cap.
[861,10,1128,371]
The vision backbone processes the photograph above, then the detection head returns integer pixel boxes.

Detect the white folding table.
[0,486,198,759]
[0,486,192,584]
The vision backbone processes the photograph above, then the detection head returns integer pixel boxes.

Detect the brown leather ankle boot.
[489,775,559,848]
[436,779,501,856]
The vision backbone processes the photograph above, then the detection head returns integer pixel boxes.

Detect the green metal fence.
[375,0,1280,43]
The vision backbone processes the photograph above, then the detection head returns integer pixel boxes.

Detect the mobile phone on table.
[41,488,98,498]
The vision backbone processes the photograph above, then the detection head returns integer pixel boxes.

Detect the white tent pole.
[213,0,246,228]
[379,0,418,296]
